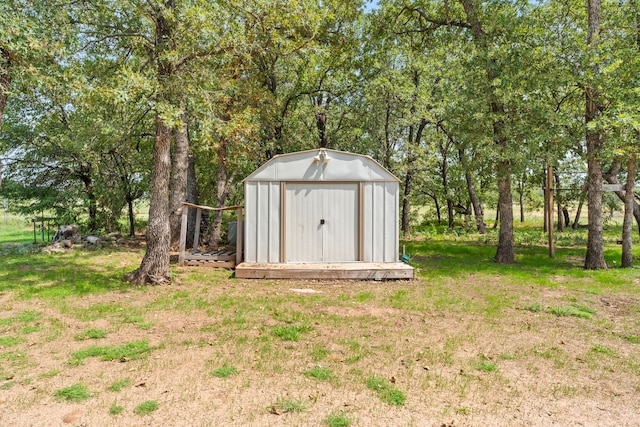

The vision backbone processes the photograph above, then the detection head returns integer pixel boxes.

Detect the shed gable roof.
[244,149,399,182]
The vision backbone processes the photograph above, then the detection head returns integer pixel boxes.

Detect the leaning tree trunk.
[126,115,172,285]
[622,153,636,267]
[430,194,441,224]
[584,0,607,269]
[573,195,585,229]
[563,207,570,228]
[169,111,189,247]
[458,147,486,233]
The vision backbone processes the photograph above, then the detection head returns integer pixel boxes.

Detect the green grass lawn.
[0,220,639,426]
[0,222,34,244]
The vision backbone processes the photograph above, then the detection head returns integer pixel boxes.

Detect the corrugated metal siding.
[244,150,399,265]
[244,181,280,263]
[363,182,398,262]
[323,183,358,262]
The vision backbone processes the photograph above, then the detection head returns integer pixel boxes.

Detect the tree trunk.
[573,196,585,229]
[169,110,189,247]
[430,194,441,224]
[314,93,330,149]
[493,205,499,229]
[555,174,564,232]
[447,200,454,229]
[459,0,513,262]
[584,124,606,269]
[458,147,486,233]
[208,141,239,250]
[603,160,640,234]
[495,160,515,263]
[584,0,607,269]
[186,154,199,247]
[557,203,564,232]
[125,115,172,285]
[126,3,175,285]
[543,183,549,232]
[563,207,570,228]
[519,182,525,223]
[0,48,11,188]
[622,153,636,267]
[401,121,421,236]
[438,141,454,229]
[127,196,135,237]
[401,159,414,236]
[383,96,393,170]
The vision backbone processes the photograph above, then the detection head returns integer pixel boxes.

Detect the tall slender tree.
[583,0,607,269]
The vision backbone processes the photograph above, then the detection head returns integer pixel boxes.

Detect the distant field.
[0,216,35,243]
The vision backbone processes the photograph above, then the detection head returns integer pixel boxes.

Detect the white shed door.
[285,183,359,263]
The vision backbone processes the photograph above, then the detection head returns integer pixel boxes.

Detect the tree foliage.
[1,0,639,282]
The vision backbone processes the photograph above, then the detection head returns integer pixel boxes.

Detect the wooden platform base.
[180,250,237,268]
[235,262,414,280]
[183,260,236,268]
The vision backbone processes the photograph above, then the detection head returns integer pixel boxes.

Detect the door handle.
[320,219,325,225]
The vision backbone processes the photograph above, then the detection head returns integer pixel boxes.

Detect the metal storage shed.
[235,148,414,279]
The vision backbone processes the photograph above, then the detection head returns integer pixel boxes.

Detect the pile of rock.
[42,225,113,253]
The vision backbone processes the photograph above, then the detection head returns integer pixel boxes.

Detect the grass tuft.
[0,337,24,347]
[134,400,158,415]
[325,411,352,427]
[366,376,406,406]
[69,340,153,365]
[109,402,124,415]
[107,378,132,392]
[591,344,617,356]
[210,364,238,378]
[303,365,333,381]
[271,325,313,341]
[75,328,108,340]
[546,304,595,319]
[475,360,498,372]
[54,383,91,402]
[624,335,640,344]
[524,302,543,312]
[269,397,307,414]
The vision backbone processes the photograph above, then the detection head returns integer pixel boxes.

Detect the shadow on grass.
[0,247,140,299]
